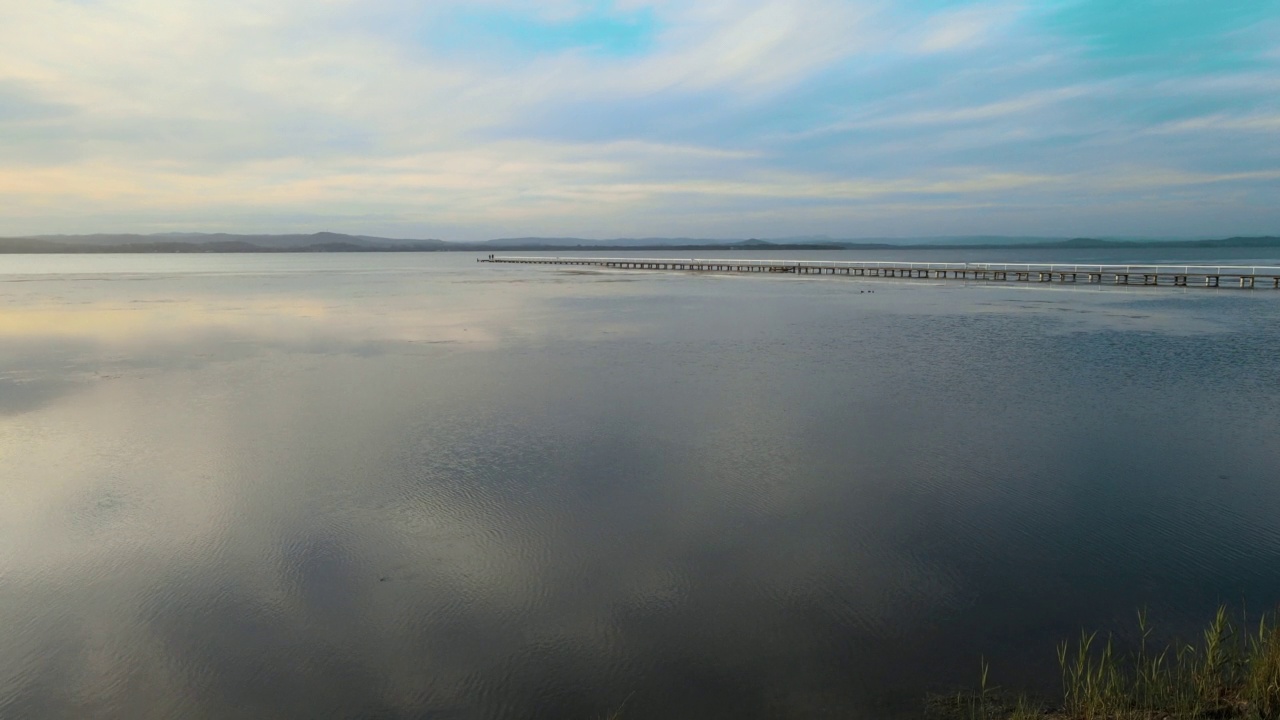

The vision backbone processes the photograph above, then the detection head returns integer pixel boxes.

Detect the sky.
[0,0,1278,240]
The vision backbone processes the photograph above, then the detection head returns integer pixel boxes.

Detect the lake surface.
[3,250,1280,719]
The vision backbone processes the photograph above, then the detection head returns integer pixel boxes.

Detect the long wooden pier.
[478,256,1280,289]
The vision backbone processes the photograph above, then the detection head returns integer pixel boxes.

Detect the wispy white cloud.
[1093,167,1280,190]
[795,84,1098,139]
[915,3,1022,54]
[1148,113,1280,134]
[627,1,875,93]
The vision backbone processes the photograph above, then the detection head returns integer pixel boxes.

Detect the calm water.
[3,250,1280,719]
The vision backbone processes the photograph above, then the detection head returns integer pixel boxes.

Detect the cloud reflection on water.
[3,260,1280,718]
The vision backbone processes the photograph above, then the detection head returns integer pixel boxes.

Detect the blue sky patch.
[1043,0,1278,67]
[425,3,657,59]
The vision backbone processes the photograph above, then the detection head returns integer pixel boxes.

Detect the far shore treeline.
[2,232,1280,254]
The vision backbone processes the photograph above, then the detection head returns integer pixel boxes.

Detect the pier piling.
[478,257,1280,290]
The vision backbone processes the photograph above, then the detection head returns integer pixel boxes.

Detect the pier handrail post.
[482,257,1280,287]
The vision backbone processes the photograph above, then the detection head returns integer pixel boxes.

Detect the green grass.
[929,605,1280,719]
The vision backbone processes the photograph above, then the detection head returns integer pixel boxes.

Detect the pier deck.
[479,256,1280,289]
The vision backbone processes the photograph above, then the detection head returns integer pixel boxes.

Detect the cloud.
[799,85,1096,138]
[1148,113,1280,134]
[0,0,1277,238]
[624,1,875,93]
[915,3,1022,54]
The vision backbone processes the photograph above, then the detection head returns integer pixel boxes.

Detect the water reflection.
[2,255,1280,718]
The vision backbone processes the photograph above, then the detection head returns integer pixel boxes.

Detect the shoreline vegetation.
[2,233,1280,254]
[929,606,1280,720]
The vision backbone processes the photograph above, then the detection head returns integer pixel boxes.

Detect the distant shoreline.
[0,242,854,254]
[2,233,1279,254]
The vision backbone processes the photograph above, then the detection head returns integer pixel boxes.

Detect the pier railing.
[479,256,1280,289]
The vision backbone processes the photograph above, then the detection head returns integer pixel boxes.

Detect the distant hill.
[469,234,1280,250]
[0,233,853,253]
[0,232,450,253]
[482,236,814,247]
[1191,236,1280,248]
[1,232,1278,253]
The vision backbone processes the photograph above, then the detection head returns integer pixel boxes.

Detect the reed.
[599,691,635,720]
[930,605,1280,719]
